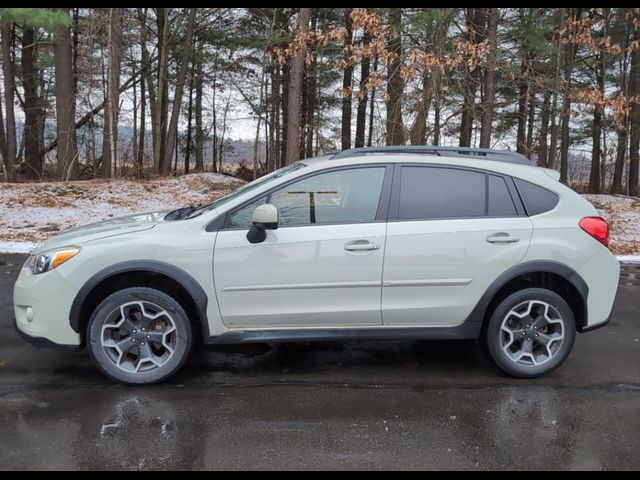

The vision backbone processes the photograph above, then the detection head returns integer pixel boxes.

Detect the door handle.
[344,241,380,252]
[486,233,520,244]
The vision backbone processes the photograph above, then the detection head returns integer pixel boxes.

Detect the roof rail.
[330,146,533,166]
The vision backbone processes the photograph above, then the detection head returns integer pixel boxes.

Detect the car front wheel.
[483,288,576,378]
[87,287,192,385]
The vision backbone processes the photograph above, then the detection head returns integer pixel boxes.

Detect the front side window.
[227,167,386,228]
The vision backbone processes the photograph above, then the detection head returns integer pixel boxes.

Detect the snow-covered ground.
[0,173,242,250]
[0,179,638,263]
[582,194,640,257]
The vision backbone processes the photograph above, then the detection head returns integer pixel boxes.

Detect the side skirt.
[205,323,482,345]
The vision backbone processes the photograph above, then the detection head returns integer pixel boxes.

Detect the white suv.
[13,146,620,384]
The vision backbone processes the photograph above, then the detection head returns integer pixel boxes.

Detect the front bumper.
[13,317,79,349]
[13,266,82,347]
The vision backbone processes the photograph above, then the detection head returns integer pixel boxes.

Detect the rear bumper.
[576,247,620,330]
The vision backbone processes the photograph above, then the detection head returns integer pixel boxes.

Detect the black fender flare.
[69,260,209,335]
[464,260,589,328]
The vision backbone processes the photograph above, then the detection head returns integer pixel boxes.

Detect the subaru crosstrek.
[13,146,620,384]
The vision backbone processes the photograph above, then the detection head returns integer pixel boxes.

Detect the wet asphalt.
[0,253,639,470]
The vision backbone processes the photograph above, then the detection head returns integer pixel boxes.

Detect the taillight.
[579,216,609,247]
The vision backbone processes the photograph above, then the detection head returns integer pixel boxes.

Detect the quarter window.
[514,178,559,216]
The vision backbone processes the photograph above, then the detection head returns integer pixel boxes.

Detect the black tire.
[482,288,576,378]
[87,287,192,385]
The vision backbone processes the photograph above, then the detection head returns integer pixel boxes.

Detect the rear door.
[382,165,533,326]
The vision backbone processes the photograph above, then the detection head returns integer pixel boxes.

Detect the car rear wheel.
[87,287,192,385]
[483,288,576,378]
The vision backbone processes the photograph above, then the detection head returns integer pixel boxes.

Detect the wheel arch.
[70,260,209,344]
[468,261,589,334]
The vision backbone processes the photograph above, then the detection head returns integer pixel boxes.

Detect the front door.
[213,165,390,329]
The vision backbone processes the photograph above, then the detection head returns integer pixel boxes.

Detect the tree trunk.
[560,8,582,183]
[459,8,487,147]
[101,8,123,178]
[516,57,529,154]
[305,39,317,158]
[479,8,498,148]
[284,8,311,165]
[341,8,354,151]
[1,24,16,181]
[548,9,566,171]
[54,9,79,181]
[526,84,536,156]
[137,8,153,176]
[629,11,640,197]
[185,59,194,175]
[154,8,169,173]
[367,57,378,146]
[611,16,630,194]
[386,8,405,145]
[22,27,43,179]
[409,71,432,146]
[137,63,146,177]
[194,38,204,173]
[355,41,370,148]
[589,42,606,194]
[537,89,551,167]
[161,8,196,174]
[211,74,217,173]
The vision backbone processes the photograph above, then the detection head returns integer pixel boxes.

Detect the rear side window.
[514,178,559,216]
[399,167,485,219]
[488,175,517,216]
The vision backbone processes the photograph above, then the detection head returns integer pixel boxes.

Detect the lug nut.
[146,335,150,339]
[141,342,145,346]
[133,330,137,334]
[131,338,136,343]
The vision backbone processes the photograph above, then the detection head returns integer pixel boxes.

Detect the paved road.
[0,253,639,470]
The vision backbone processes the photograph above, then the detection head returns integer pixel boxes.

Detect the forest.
[0,8,639,195]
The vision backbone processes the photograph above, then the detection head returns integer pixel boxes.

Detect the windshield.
[185,162,307,219]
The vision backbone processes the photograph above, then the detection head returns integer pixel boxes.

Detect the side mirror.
[246,204,278,244]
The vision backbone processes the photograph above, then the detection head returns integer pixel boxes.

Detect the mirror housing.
[246,204,278,244]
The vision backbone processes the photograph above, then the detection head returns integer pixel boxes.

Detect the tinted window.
[399,167,486,220]
[488,175,517,216]
[514,178,559,216]
[270,167,385,226]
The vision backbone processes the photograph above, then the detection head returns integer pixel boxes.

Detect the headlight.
[29,247,81,275]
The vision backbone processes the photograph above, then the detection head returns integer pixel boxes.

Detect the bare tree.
[161,8,196,174]
[1,24,16,181]
[284,8,311,164]
[22,26,44,179]
[479,8,498,148]
[101,8,123,177]
[54,9,79,180]
[629,10,640,197]
[340,8,354,150]
[386,8,405,145]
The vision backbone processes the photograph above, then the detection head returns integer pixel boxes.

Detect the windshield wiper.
[164,206,198,221]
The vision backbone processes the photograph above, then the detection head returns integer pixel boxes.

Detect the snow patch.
[0,241,37,254]
[617,255,640,264]
[0,173,243,247]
